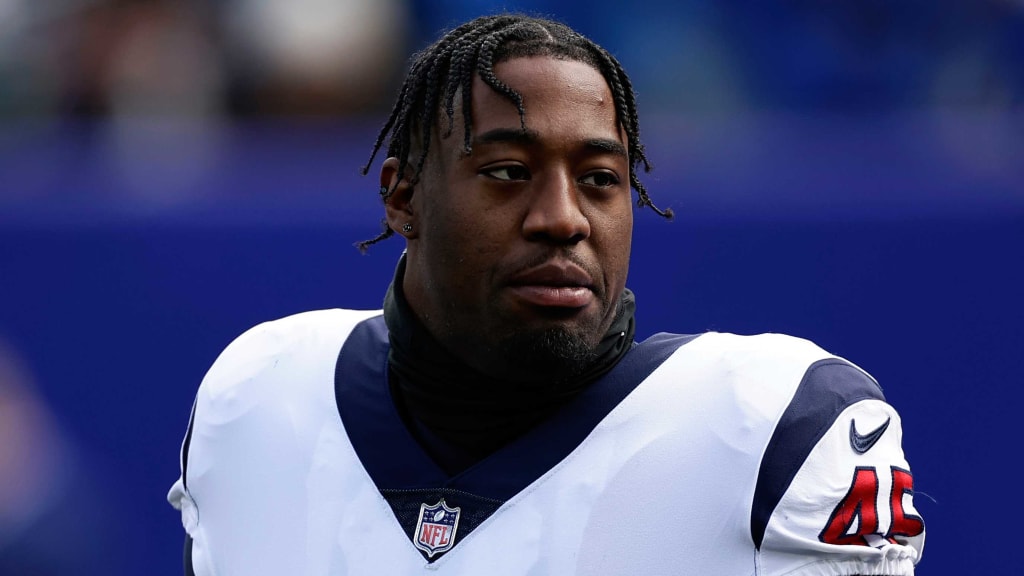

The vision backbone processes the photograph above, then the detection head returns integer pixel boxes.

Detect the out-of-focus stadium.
[0,1,1021,574]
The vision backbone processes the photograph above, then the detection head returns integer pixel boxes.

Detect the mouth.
[506,261,596,309]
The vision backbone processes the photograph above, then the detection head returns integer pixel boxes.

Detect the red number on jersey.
[819,467,880,546]
[888,467,925,540]
[819,466,924,546]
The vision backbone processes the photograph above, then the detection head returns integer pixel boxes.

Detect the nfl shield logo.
[413,499,461,558]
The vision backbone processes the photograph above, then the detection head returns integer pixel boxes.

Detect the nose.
[521,172,591,244]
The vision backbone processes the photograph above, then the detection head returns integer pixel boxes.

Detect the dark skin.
[380,56,633,385]
[379,60,905,575]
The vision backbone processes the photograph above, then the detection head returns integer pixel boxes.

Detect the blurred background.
[0,0,1021,574]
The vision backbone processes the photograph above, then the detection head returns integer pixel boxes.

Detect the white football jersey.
[169,309,925,575]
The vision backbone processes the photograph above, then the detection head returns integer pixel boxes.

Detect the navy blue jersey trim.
[380,486,504,562]
[467,331,700,499]
[335,316,699,501]
[750,359,886,549]
[334,315,448,488]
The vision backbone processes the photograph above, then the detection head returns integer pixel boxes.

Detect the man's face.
[389,56,634,383]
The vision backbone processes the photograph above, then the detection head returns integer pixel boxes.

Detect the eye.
[483,165,530,181]
[579,171,620,187]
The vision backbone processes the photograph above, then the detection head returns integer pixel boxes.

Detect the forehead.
[444,56,621,152]
[483,56,612,124]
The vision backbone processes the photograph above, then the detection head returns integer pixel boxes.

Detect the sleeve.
[167,402,206,576]
[166,309,377,576]
[165,319,286,576]
[752,359,926,576]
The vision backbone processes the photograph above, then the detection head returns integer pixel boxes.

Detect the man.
[169,14,925,575]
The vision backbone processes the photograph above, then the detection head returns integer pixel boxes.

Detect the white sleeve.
[166,316,285,576]
[166,309,379,576]
[757,362,926,576]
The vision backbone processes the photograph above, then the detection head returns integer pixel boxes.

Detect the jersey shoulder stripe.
[752,357,886,548]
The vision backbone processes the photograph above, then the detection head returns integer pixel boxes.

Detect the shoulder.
[669,331,881,395]
[654,331,833,369]
[691,331,834,363]
[172,309,386,574]
[651,331,881,403]
[180,307,383,485]
[211,308,382,366]
[730,334,926,573]
[199,308,382,400]
[645,331,888,463]
[185,308,383,456]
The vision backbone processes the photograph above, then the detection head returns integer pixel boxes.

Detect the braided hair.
[358,13,672,252]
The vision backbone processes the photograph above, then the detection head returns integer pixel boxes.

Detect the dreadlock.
[357,13,673,252]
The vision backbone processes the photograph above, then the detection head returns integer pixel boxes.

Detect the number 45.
[819,466,925,546]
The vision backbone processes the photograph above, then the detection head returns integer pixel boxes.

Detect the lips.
[506,261,596,308]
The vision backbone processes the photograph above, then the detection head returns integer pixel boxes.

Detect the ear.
[381,157,417,238]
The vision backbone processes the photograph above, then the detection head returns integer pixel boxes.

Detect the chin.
[496,325,598,387]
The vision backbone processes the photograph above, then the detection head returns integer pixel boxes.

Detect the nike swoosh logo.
[849,417,891,454]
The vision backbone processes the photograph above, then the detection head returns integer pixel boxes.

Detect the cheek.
[594,200,633,254]
[595,207,634,293]
[420,204,500,281]
[610,235,632,286]
[430,187,516,261]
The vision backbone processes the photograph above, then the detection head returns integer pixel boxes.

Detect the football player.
[169,14,924,575]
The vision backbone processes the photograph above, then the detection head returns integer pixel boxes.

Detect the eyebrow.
[471,127,628,158]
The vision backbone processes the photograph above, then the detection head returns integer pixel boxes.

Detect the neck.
[383,255,636,474]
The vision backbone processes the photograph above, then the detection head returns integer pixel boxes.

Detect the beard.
[489,324,600,388]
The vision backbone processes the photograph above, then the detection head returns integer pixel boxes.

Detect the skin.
[381,56,634,384]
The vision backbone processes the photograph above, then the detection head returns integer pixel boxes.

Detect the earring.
[401,223,413,234]
[379,186,388,198]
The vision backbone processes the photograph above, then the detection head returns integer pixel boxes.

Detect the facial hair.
[486,323,600,388]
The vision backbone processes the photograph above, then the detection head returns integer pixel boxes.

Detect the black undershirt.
[383,256,636,476]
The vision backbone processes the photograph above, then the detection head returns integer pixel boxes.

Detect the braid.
[588,43,672,218]
[357,13,672,251]
[475,27,529,135]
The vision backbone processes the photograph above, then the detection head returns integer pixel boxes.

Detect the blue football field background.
[0,116,1021,574]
